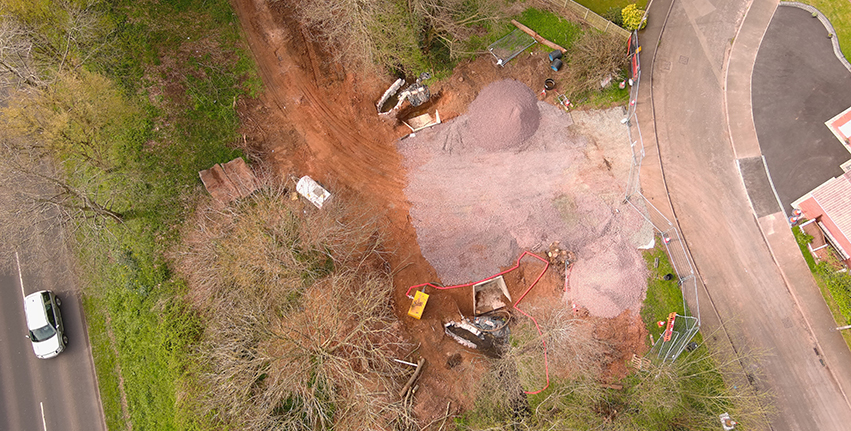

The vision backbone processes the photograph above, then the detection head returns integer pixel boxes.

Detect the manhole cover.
[679,55,689,65]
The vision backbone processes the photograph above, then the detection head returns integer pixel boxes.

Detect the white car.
[24,290,67,359]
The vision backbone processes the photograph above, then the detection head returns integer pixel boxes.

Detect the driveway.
[752,5,851,213]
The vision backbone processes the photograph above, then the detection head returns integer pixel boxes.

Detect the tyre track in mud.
[233,0,406,201]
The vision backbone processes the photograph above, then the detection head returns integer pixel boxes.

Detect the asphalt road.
[638,0,851,429]
[0,259,105,431]
[752,5,851,213]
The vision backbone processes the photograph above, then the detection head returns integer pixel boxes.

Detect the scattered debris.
[473,276,511,315]
[556,93,572,111]
[546,241,574,266]
[394,358,419,367]
[400,357,427,400]
[444,315,509,358]
[377,78,405,113]
[377,73,432,118]
[471,313,510,340]
[199,158,258,203]
[295,175,331,208]
[445,353,462,369]
[403,110,441,133]
[719,412,738,430]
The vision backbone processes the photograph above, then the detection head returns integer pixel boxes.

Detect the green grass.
[82,294,125,431]
[516,8,584,49]
[463,7,585,64]
[69,0,257,429]
[582,80,631,107]
[793,225,851,349]
[641,240,687,336]
[800,0,851,62]
[574,0,649,19]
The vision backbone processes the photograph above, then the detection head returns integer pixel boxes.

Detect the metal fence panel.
[487,29,537,66]
[621,31,701,363]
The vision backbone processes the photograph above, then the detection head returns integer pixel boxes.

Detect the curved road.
[0,256,105,431]
[638,0,851,429]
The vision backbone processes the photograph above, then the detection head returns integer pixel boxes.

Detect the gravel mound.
[466,79,540,151]
[398,82,651,318]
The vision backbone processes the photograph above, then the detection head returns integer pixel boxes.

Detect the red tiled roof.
[812,171,851,244]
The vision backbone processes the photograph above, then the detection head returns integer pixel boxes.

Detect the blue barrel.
[550,58,563,72]
[548,50,563,62]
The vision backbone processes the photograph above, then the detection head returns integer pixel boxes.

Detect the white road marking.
[15,251,25,300]
[40,401,47,431]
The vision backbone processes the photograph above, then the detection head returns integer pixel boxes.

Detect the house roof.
[812,171,851,243]
[826,105,851,143]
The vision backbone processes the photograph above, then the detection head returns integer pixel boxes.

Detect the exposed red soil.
[229,0,645,424]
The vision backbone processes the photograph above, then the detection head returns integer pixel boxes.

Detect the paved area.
[0,266,106,431]
[752,5,851,213]
[738,156,781,217]
[637,0,851,429]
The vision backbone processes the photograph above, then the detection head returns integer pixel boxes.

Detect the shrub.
[177,179,413,430]
[622,4,647,31]
[603,7,624,27]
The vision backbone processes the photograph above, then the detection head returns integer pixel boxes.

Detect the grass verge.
[792,226,851,349]
[74,0,257,429]
[800,0,851,61]
[641,240,686,335]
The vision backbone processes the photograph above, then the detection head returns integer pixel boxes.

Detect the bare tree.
[176,179,415,430]
[289,0,504,73]
[411,0,504,60]
[0,141,129,271]
[563,31,629,98]
[0,16,45,87]
[466,312,773,430]
[0,0,113,90]
[2,70,141,172]
[293,0,421,73]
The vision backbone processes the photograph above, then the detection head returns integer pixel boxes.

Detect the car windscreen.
[30,324,56,342]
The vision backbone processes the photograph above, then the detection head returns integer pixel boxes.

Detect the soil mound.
[466,79,540,151]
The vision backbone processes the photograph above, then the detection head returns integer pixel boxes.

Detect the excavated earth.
[230,0,649,423]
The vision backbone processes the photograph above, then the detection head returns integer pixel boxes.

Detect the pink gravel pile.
[466,80,540,151]
[398,80,649,317]
[567,235,647,318]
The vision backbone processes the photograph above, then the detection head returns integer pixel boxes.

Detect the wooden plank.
[199,164,241,203]
[511,20,567,53]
